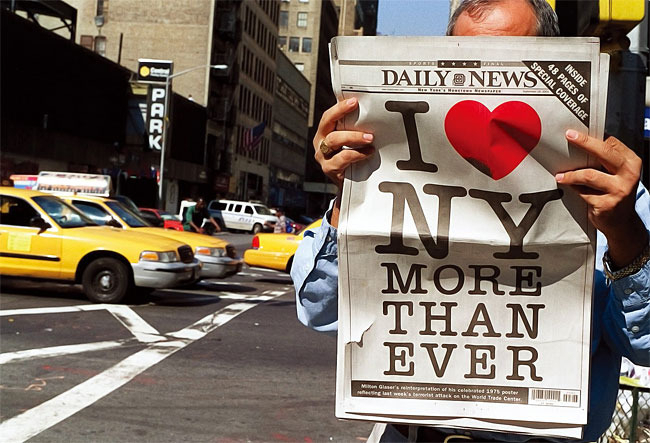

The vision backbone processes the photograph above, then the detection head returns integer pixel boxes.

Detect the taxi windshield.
[106,201,151,228]
[33,196,96,228]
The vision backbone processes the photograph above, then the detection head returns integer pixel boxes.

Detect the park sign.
[146,84,167,151]
[137,59,173,84]
[138,59,173,151]
[331,36,609,439]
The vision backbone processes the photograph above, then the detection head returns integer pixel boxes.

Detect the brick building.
[279,0,378,215]
[46,0,283,209]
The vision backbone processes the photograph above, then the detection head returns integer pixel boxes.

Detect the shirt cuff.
[610,259,650,309]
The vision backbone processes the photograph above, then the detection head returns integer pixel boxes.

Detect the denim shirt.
[291,183,650,442]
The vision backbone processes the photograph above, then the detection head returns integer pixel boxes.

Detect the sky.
[376,0,451,36]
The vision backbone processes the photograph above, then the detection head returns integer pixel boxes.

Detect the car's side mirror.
[106,218,122,228]
[29,216,51,233]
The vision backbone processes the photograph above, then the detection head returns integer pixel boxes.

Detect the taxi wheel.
[82,258,131,304]
[252,223,263,234]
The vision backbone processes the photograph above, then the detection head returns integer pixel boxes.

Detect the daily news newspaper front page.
[332,37,609,439]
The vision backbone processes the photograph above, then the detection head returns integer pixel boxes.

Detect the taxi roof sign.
[35,171,112,197]
[10,174,39,190]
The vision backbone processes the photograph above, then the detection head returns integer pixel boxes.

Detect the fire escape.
[206,0,242,185]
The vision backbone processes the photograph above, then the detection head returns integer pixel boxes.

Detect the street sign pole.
[156,63,228,209]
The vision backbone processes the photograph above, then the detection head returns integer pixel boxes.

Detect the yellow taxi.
[59,194,242,279]
[243,219,322,272]
[0,187,201,303]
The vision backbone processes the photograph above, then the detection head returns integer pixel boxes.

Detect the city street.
[0,232,373,443]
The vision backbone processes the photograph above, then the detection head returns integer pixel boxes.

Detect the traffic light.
[553,0,645,43]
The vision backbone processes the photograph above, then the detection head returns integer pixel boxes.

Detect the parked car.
[204,199,278,234]
[0,187,201,303]
[139,207,184,231]
[60,195,242,279]
[284,217,305,234]
[243,219,322,272]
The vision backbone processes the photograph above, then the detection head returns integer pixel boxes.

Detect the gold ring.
[319,138,333,156]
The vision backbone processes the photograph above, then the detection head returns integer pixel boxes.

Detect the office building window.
[295,63,304,72]
[301,37,312,53]
[279,10,288,27]
[289,37,299,52]
[279,36,287,49]
[297,12,307,27]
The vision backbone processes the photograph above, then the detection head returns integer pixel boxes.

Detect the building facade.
[1,8,131,189]
[279,0,378,215]
[269,50,311,215]
[278,0,338,215]
[57,0,283,209]
[335,0,378,36]
[230,0,280,203]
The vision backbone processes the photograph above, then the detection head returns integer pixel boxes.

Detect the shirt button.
[631,325,640,333]
[624,288,633,295]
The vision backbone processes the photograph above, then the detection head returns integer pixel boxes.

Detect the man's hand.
[190,221,203,234]
[556,130,648,268]
[210,218,221,233]
[314,97,375,189]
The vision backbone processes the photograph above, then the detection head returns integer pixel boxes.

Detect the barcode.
[529,388,580,406]
[563,393,579,403]
[531,389,560,401]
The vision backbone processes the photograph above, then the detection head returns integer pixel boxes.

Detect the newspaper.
[331,36,609,438]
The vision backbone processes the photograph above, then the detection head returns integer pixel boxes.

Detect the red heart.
[444,100,541,180]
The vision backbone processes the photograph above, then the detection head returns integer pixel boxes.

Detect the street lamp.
[158,64,229,208]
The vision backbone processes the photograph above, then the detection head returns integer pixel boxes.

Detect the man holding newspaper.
[291,0,649,441]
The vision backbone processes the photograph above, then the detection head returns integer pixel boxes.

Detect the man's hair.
[446,0,560,37]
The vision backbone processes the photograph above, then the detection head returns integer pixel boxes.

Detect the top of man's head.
[447,0,559,37]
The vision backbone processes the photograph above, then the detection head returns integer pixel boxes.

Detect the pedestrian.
[183,197,221,234]
[290,0,650,442]
[274,208,287,233]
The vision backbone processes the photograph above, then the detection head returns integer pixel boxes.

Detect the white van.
[206,199,277,233]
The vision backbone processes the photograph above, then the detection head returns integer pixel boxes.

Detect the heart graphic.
[444,100,541,180]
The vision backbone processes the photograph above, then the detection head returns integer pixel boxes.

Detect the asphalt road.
[0,232,374,443]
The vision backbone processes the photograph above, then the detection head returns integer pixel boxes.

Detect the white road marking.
[1,340,187,443]
[0,304,109,317]
[262,290,288,296]
[197,280,248,286]
[167,301,265,340]
[0,305,164,364]
[218,292,284,301]
[106,305,164,343]
[0,297,277,443]
[162,289,288,301]
[238,269,289,278]
[1,304,166,345]
[0,339,138,365]
[244,267,282,274]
